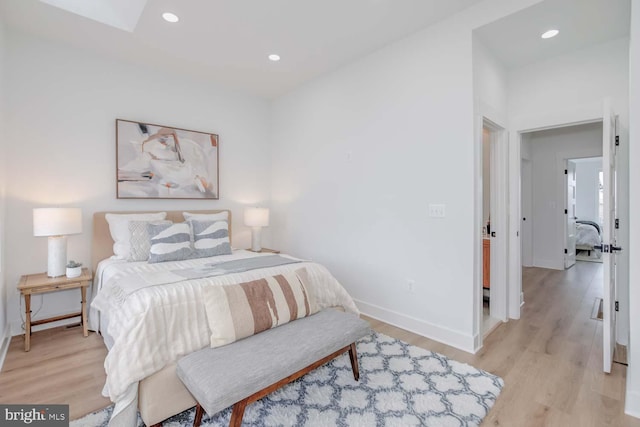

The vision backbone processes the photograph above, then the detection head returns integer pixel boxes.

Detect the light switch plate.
[429,204,446,218]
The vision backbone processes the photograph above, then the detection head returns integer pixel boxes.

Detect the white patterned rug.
[73,332,503,427]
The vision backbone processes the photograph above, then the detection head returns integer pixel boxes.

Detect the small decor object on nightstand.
[66,260,82,278]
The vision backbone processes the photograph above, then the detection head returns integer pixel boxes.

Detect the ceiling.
[475,0,631,68]
[0,0,631,98]
[0,0,484,98]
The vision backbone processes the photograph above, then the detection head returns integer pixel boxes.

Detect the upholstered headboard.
[92,210,232,273]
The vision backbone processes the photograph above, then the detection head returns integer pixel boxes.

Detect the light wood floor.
[1,261,638,425]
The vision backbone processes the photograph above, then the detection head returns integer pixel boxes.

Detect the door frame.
[521,158,533,266]
[565,160,578,269]
[474,112,508,351]
[508,102,606,319]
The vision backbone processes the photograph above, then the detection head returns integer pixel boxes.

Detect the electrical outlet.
[428,204,446,218]
[407,279,416,293]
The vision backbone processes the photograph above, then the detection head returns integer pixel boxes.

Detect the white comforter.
[576,223,601,247]
[90,250,359,425]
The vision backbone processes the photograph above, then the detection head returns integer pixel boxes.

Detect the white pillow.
[183,211,228,222]
[105,212,167,259]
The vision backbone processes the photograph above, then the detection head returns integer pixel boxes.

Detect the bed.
[90,210,359,427]
[575,220,602,256]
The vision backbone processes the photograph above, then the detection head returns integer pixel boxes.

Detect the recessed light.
[541,29,559,39]
[268,54,281,62]
[162,12,179,23]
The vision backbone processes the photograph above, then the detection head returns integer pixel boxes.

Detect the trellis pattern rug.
[72,332,503,427]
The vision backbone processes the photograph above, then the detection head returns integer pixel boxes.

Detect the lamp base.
[251,227,263,252]
[48,236,67,277]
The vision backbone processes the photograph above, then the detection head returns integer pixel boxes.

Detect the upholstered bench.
[176,309,371,427]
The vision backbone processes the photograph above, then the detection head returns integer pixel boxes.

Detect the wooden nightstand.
[18,268,92,352]
[247,248,280,254]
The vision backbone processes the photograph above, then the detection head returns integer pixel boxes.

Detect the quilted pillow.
[203,268,317,348]
[190,220,232,259]
[128,220,171,261]
[105,212,167,259]
[147,222,193,263]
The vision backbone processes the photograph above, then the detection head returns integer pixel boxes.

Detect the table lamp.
[33,208,82,277]
[244,207,269,252]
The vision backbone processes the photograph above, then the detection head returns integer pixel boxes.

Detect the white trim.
[354,299,477,353]
[509,129,522,319]
[474,114,484,350]
[487,119,508,323]
[474,112,509,352]
[0,324,11,371]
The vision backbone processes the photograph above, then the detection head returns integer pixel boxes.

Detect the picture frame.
[116,119,219,199]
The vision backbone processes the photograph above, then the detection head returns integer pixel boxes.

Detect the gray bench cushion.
[177,309,370,416]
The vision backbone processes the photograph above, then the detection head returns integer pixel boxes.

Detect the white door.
[602,101,619,373]
[565,161,577,269]
[521,159,533,267]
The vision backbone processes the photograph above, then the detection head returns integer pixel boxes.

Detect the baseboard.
[0,324,11,371]
[533,257,563,270]
[354,299,476,354]
[625,390,640,419]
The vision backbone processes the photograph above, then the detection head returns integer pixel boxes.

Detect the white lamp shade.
[33,208,83,237]
[244,207,269,227]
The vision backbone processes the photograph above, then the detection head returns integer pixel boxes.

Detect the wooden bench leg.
[230,399,248,427]
[348,342,360,381]
[193,403,204,427]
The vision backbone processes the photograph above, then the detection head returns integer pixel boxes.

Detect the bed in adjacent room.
[575,220,602,261]
[89,210,359,426]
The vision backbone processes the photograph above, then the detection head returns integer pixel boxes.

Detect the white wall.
[270,0,538,352]
[625,0,640,418]
[0,17,8,357]
[3,31,272,336]
[474,36,508,228]
[527,123,602,270]
[574,158,602,224]
[473,37,508,125]
[508,36,630,344]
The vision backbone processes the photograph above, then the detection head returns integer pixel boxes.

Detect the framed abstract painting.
[116,119,219,199]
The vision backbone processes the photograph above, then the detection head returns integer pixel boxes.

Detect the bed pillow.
[183,211,228,222]
[190,220,232,259]
[105,212,167,259]
[203,268,317,348]
[147,222,193,263]
[128,220,171,262]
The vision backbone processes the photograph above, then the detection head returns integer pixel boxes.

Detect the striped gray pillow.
[148,222,193,263]
[190,220,232,258]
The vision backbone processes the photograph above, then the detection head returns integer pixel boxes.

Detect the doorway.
[570,157,604,264]
[517,122,603,271]
[479,119,506,339]
[509,102,620,373]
